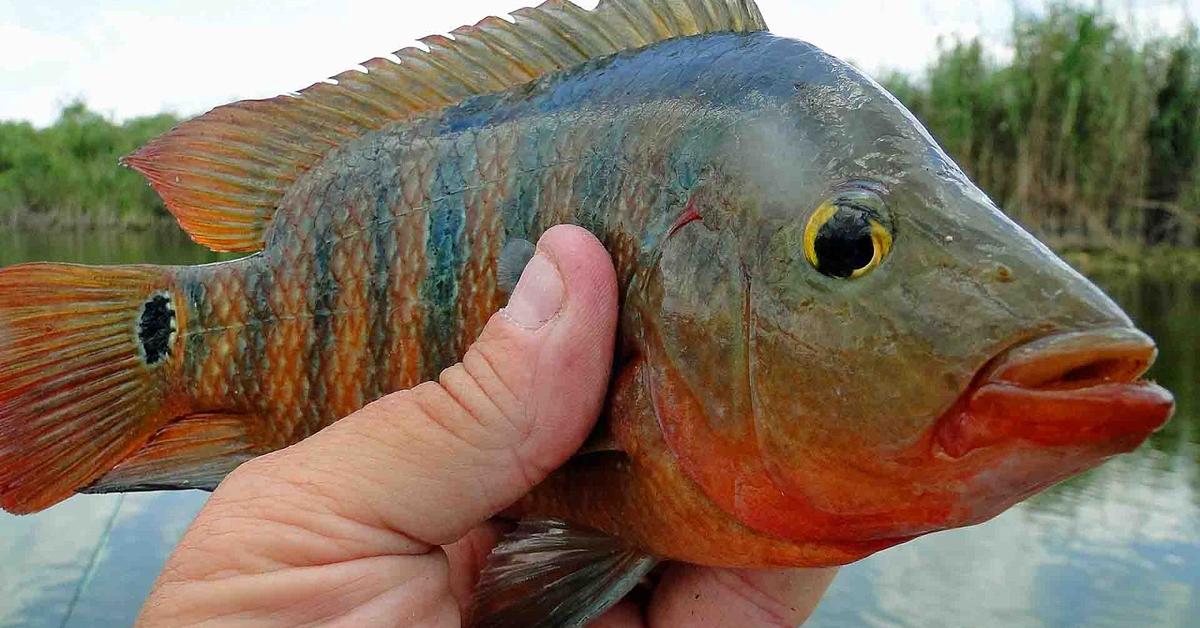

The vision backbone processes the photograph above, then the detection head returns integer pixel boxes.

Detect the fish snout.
[937,327,1175,458]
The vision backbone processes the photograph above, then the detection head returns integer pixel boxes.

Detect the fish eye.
[803,190,893,279]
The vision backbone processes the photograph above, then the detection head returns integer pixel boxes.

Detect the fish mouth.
[936,327,1175,459]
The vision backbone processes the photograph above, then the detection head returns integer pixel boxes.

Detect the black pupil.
[814,206,876,278]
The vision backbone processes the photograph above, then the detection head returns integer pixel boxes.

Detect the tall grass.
[885,4,1200,249]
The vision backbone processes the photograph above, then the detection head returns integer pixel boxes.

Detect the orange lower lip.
[936,327,1176,459]
[938,381,1174,458]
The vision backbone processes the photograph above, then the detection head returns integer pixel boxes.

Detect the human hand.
[138,225,837,627]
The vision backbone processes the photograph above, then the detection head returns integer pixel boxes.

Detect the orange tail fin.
[0,263,179,513]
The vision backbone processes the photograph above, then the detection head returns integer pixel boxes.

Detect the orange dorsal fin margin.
[123,0,768,252]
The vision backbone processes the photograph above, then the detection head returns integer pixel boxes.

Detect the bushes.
[0,102,178,226]
[885,5,1200,249]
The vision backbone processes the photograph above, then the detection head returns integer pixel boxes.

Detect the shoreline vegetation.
[881,5,1199,253]
[1,5,1196,261]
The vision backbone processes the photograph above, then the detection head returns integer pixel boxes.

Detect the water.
[0,228,1195,627]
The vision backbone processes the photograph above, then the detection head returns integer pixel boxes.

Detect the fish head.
[637,34,1174,550]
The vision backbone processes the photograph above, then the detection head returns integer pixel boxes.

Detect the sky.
[1,0,1197,127]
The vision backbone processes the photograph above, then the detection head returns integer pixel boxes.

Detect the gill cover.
[631,34,1137,544]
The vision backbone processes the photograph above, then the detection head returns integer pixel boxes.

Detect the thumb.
[226,224,618,548]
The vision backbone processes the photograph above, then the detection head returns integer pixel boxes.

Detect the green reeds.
[885,4,1200,250]
[0,102,178,228]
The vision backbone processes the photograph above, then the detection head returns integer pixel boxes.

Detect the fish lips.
[936,327,1175,459]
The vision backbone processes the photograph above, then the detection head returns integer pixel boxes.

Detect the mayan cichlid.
[0,0,1175,625]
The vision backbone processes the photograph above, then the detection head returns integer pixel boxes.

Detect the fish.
[0,0,1176,625]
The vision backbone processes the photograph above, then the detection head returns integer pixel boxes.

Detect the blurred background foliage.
[0,103,178,227]
[0,3,1197,251]
[882,3,1200,250]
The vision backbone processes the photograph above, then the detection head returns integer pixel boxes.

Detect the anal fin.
[468,518,658,628]
[81,413,259,494]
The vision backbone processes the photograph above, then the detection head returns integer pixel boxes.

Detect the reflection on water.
[0,227,232,267]
[0,228,1196,627]
[0,493,208,628]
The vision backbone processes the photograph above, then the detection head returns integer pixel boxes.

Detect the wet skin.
[507,33,1173,565]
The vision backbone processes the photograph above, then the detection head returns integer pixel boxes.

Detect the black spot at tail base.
[139,294,175,365]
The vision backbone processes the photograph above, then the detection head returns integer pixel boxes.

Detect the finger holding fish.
[140,225,619,625]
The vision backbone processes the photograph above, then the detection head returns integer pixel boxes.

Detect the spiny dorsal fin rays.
[123,0,769,253]
[419,35,510,92]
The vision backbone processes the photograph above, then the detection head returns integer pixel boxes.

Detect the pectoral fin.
[468,518,658,628]
[81,413,259,493]
[496,238,536,294]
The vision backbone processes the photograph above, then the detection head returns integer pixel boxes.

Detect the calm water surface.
[0,228,1196,627]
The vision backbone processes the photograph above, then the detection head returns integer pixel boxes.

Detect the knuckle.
[413,368,529,455]
[440,363,523,443]
[461,346,527,424]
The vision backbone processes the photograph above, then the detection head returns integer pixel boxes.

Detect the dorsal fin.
[123,0,769,252]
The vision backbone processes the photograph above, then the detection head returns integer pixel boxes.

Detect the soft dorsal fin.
[123,0,769,252]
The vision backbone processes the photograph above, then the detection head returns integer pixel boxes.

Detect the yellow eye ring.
[803,201,893,279]
[802,202,839,268]
[854,219,893,278]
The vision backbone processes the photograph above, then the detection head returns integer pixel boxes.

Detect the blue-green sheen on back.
[437,32,811,135]
[420,139,470,379]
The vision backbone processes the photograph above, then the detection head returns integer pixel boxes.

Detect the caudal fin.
[0,263,178,513]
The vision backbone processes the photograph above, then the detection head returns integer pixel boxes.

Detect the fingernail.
[503,251,564,329]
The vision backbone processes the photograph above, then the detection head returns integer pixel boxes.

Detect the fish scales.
[363,172,397,405]
[165,87,719,445]
[264,227,317,444]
